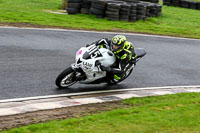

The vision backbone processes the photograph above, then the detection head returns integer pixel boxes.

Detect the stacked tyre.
[120,3,131,21]
[129,4,137,22]
[140,0,159,3]
[136,3,147,20]
[145,3,151,17]
[198,2,200,10]
[125,0,140,3]
[180,0,188,8]
[189,1,198,9]
[67,0,82,14]
[172,0,180,6]
[163,0,171,6]
[149,3,157,17]
[81,0,92,14]
[156,4,162,16]
[150,0,159,3]
[90,0,107,18]
[66,0,163,22]
[163,0,200,10]
[105,2,121,21]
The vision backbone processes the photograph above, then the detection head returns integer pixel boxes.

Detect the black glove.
[86,43,97,48]
[86,44,90,47]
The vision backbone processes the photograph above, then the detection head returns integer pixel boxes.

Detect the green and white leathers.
[93,35,137,81]
[110,35,136,80]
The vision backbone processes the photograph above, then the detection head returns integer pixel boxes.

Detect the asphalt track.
[0,27,200,100]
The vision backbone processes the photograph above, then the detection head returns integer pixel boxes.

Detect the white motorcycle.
[55,44,146,88]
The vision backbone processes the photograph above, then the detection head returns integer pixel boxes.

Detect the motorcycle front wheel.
[55,67,78,88]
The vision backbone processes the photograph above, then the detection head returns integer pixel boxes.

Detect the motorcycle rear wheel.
[55,67,78,88]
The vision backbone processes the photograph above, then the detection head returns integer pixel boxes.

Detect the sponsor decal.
[78,50,82,55]
[83,61,92,68]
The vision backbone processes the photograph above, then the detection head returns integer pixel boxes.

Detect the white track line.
[0,85,199,103]
[1,26,200,41]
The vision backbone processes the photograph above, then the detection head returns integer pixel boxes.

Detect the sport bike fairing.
[75,44,116,83]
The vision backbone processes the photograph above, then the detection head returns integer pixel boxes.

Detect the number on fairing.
[88,44,102,58]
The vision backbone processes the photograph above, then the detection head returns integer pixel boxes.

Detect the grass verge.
[2,93,200,133]
[0,0,200,38]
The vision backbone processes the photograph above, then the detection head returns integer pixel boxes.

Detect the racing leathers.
[90,38,137,81]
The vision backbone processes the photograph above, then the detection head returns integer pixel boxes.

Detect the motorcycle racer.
[56,35,146,88]
[88,35,137,83]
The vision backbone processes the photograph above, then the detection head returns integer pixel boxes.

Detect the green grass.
[2,93,200,133]
[0,0,200,38]
[193,0,200,2]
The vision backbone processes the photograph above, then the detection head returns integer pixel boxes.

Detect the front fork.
[71,63,86,81]
[71,63,79,71]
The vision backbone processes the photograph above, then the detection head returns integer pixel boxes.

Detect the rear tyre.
[55,67,78,88]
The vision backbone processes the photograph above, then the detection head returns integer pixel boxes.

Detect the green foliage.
[0,0,200,38]
[2,93,200,133]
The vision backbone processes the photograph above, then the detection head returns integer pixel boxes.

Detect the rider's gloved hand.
[86,44,90,47]
[86,43,97,48]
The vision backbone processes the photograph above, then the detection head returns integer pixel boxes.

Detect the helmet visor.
[112,44,120,51]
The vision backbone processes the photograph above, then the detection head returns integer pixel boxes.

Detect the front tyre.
[55,67,78,88]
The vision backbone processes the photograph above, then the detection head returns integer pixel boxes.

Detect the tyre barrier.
[123,0,159,3]
[67,0,82,14]
[66,0,162,22]
[81,0,92,14]
[141,0,159,3]
[163,0,200,10]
